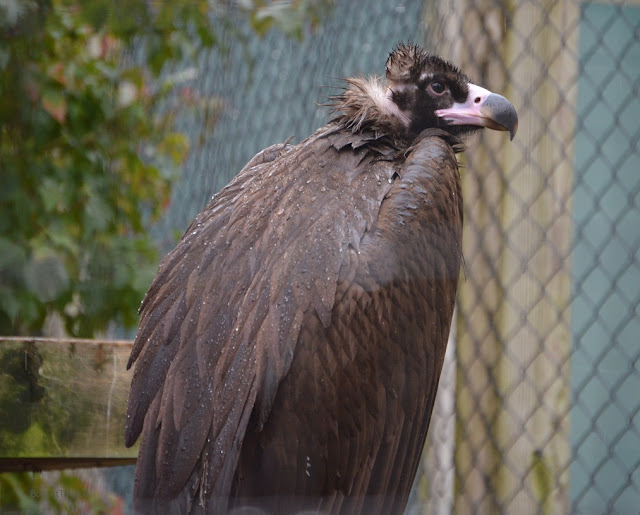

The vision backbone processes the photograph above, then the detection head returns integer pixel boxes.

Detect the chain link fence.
[418,2,640,514]
[143,1,640,513]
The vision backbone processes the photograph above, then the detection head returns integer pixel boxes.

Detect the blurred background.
[1,0,638,513]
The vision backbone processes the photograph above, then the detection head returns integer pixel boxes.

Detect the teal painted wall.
[571,3,640,513]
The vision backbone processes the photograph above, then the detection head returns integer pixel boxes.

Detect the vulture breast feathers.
[125,43,517,514]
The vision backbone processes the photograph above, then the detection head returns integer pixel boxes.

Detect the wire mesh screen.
[154,1,426,250]
[420,2,640,514]
[151,1,640,514]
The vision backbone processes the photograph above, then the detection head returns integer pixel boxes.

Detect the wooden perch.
[0,337,138,472]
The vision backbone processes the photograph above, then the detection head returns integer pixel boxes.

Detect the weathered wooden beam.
[0,337,138,465]
[0,457,136,473]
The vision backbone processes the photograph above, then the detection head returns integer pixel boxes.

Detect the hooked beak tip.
[483,93,518,140]
[435,85,518,141]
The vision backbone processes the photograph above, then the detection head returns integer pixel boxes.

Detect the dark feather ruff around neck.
[326,77,464,154]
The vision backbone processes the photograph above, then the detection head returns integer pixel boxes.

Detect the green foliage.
[0,0,332,338]
[531,449,552,515]
[0,470,120,513]
[0,0,188,336]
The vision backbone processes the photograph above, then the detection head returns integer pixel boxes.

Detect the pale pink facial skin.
[435,83,518,140]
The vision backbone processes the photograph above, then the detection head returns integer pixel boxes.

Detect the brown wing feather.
[229,129,462,514]
[124,130,405,512]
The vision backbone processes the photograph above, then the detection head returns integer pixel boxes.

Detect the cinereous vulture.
[125,43,517,514]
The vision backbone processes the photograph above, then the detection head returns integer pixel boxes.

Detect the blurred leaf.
[24,251,69,303]
[0,0,37,28]
[0,472,41,514]
[41,89,67,123]
[0,47,10,70]
[158,132,189,165]
[0,237,27,270]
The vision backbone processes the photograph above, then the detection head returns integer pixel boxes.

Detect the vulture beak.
[435,83,518,140]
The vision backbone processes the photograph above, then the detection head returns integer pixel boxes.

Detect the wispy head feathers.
[385,43,466,85]
[327,76,410,137]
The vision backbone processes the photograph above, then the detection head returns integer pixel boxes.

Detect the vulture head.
[335,43,518,142]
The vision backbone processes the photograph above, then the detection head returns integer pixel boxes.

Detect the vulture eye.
[429,81,447,95]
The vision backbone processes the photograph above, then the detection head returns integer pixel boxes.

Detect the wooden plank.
[0,457,135,473]
[493,3,577,513]
[0,338,138,464]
